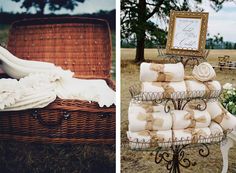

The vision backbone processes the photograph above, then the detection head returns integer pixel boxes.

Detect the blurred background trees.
[11,0,85,14]
[121,0,236,62]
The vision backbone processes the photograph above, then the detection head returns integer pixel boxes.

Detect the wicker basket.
[0,17,115,144]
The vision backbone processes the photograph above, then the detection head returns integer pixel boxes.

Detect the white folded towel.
[140,62,184,82]
[3,91,56,111]
[0,78,22,110]
[0,46,116,109]
[55,77,116,107]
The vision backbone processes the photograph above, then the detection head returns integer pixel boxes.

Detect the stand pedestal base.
[155,144,210,173]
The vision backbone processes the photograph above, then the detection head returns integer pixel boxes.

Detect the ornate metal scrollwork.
[154,143,210,173]
[164,98,207,113]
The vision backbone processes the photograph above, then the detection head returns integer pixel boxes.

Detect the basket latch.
[31,109,71,129]
[98,112,112,118]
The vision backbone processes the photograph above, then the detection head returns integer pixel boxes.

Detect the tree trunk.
[135,32,145,63]
[135,0,146,63]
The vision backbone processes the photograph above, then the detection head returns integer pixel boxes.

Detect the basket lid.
[7,17,112,79]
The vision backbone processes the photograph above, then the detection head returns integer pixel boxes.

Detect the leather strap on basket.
[31,109,71,129]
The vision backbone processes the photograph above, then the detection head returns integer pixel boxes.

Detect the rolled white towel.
[171,109,211,130]
[127,130,172,149]
[128,101,165,114]
[141,81,186,99]
[173,128,211,145]
[128,111,172,132]
[171,110,192,130]
[187,109,211,128]
[206,101,236,130]
[167,81,187,99]
[140,62,184,82]
[192,62,216,82]
[204,80,222,97]
[141,82,165,93]
[209,121,224,142]
[185,80,207,97]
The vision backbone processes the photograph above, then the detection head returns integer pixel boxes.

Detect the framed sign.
[166,11,208,57]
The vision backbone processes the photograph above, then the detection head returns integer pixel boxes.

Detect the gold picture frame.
[166,10,209,57]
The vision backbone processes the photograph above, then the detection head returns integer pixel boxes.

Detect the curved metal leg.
[221,137,234,173]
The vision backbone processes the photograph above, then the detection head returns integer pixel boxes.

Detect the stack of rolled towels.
[127,62,236,149]
[140,62,221,99]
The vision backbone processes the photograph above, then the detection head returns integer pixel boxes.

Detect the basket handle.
[31,109,71,129]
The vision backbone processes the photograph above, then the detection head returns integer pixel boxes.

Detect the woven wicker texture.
[0,17,115,144]
[7,17,112,79]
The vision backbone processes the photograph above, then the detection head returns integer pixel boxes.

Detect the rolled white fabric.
[140,62,184,82]
[206,101,224,120]
[173,129,192,144]
[207,101,236,131]
[185,80,207,97]
[127,130,172,149]
[209,121,223,135]
[0,46,55,69]
[127,131,151,149]
[0,53,73,79]
[171,110,192,130]
[209,121,224,142]
[141,82,165,93]
[192,62,216,82]
[173,128,211,145]
[141,81,186,99]
[128,101,165,114]
[204,80,222,97]
[171,109,210,130]
[128,111,172,132]
[187,109,211,128]
[128,102,170,131]
[166,81,187,99]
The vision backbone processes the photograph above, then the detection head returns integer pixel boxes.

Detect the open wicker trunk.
[0,17,115,144]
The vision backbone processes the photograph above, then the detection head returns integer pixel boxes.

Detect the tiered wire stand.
[122,84,232,173]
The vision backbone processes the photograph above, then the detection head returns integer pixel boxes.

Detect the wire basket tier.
[129,84,222,102]
[122,129,232,151]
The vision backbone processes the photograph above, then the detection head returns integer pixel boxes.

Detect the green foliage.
[221,84,236,115]
[206,33,236,49]
[11,0,85,14]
